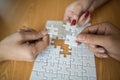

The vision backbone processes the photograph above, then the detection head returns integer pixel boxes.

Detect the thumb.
[77,34,109,46]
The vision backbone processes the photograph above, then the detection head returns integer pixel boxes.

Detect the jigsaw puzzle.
[30,20,96,80]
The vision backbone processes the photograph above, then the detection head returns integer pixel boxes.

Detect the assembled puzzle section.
[46,20,91,56]
[46,20,91,46]
[30,20,96,80]
[30,44,96,80]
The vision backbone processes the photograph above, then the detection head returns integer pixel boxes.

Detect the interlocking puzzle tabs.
[46,20,91,57]
[30,20,96,80]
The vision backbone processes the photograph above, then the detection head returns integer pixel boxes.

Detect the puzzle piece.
[70,75,82,80]
[58,62,71,75]
[67,64,83,76]
[64,35,77,47]
[43,72,57,80]
[59,54,73,64]
[52,39,70,57]
[53,74,70,80]
[30,71,45,80]
[46,24,58,38]
[42,62,60,74]
[83,66,96,79]
[63,23,72,31]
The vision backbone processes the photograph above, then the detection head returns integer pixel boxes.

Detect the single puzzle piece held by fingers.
[30,20,96,80]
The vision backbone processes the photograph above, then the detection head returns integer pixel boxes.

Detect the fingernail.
[71,19,76,26]
[76,41,81,45]
[84,11,89,18]
[41,30,48,36]
[77,42,81,45]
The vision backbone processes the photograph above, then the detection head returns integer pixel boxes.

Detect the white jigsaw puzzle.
[30,20,96,80]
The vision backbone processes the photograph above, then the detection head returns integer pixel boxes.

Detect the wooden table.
[0,0,120,80]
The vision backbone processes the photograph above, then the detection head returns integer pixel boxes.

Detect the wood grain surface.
[0,0,120,80]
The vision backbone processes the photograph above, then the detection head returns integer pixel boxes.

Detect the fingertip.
[95,52,108,58]
[76,34,86,42]
[91,44,106,53]
[40,29,48,36]
[97,48,106,53]
[102,54,109,58]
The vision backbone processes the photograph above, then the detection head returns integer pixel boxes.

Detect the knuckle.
[100,22,112,28]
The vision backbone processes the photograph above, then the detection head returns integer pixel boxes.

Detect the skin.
[0,23,120,62]
[0,28,49,62]
[64,0,108,26]
[77,22,120,61]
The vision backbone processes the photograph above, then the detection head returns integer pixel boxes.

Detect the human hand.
[64,0,108,26]
[0,28,49,62]
[77,22,120,61]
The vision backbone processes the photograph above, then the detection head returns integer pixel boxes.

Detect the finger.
[19,29,44,42]
[17,27,36,32]
[78,11,91,26]
[87,44,108,58]
[70,11,83,26]
[71,14,80,26]
[80,23,109,35]
[84,14,91,25]
[63,15,71,24]
[94,52,108,58]
[88,44,106,53]
[40,28,48,36]
[42,34,49,42]
[70,6,83,25]
[64,4,83,25]
[35,35,49,54]
[77,34,109,46]
[63,10,73,24]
